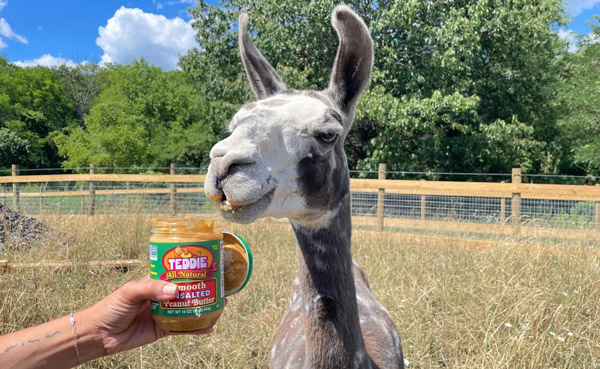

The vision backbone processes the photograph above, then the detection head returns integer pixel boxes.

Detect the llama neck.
[290,197,370,369]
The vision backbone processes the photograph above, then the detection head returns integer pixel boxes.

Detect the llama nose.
[210,151,256,180]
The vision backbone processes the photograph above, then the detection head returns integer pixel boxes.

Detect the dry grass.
[1,214,600,368]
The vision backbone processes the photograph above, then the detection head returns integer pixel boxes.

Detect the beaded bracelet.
[70,312,82,364]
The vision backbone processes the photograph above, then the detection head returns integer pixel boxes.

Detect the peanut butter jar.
[149,216,252,332]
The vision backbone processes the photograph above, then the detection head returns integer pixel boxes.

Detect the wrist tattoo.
[0,330,61,357]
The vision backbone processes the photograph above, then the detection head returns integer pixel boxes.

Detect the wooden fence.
[1,164,600,241]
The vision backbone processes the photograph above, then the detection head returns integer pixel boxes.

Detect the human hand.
[84,275,214,355]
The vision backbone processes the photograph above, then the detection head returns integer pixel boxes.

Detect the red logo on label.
[160,245,217,280]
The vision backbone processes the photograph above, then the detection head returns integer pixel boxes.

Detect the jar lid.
[222,232,253,296]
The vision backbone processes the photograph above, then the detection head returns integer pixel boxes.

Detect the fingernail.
[163,283,178,295]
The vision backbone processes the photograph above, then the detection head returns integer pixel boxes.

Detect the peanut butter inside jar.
[223,232,252,296]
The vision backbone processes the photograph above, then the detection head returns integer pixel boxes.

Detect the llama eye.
[317,132,338,143]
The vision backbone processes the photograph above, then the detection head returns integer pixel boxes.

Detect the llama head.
[204,5,373,226]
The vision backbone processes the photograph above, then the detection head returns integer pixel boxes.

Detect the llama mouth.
[217,197,234,212]
[216,187,275,210]
[214,189,275,223]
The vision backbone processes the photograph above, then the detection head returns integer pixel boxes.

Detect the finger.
[138,274,151,282]
[119,280,179,304]
[166,327,215,336]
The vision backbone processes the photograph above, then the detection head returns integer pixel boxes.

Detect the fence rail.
[0,174,206,184]
[1,164,599,242]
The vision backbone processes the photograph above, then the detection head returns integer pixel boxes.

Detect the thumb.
[118,279,179,304]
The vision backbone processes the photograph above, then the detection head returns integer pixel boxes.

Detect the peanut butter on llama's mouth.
[217,198,233,212]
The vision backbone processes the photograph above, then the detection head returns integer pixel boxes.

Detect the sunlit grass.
[1,214,599,368]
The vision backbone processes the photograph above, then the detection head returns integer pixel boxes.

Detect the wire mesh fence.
[0,181,212,215]
[349,193,599,231]
[349,169,600,185]
[1,166,599,240]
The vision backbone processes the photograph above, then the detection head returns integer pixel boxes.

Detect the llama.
[204,5,404,369]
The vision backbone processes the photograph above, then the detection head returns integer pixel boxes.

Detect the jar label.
[150,240,223,317]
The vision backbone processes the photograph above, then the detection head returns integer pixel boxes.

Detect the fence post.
[595,184,600,232]
[12,164,19,213]
[126,181,131,214]
[170,163,177,215]
[499,180,506,225]
[39,184,44,215]
[2,185,6,205]
[420,179,426,220]
[376,163,386,232]
[511,168,522,234]
[80,184,85,214]
[89,164,96,216]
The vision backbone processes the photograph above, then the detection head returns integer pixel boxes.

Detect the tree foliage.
[556,17,600,175]
[53,59,225,169]
[359,0,566,174]
[57,63,105,124]
[0,56,78,169]
[0,127,31,168]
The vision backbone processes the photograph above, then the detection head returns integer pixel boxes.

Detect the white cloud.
[557,27,580,52]
[0,17,27,44]
[0,2,28,47]
[565,0,600,16]
[96,7,197,71]
[13,54,78,68]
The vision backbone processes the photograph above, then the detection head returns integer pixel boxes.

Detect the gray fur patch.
[304,91,334,107]
[242,102,257,110]
[254,109,276,118]
[262,99,291,107]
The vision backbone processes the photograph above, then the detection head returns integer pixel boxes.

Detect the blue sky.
[0,0,598,70]
[0,0,212,69]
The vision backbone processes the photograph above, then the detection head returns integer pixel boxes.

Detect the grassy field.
[1,214,600,368]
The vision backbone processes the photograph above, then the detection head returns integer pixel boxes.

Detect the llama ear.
[327,5,373,114]
[239,13,286,99]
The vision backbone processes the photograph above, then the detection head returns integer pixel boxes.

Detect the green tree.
[353,87,545,175]
[57,63,106,124]
[54,59,226,169]
[0,56,78,169]
[0,127,31,168]
[557,17,600,175]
